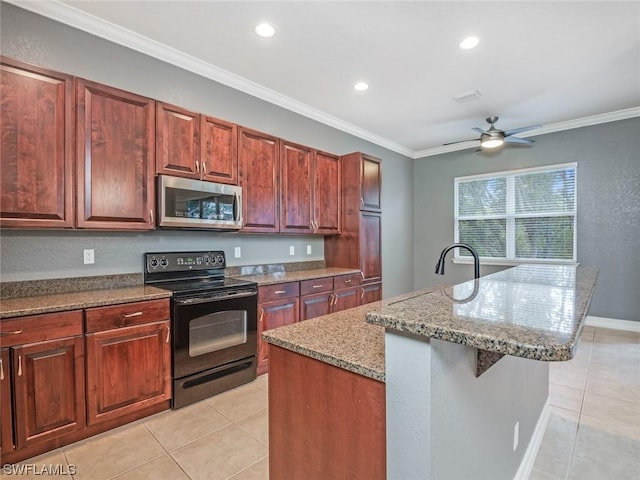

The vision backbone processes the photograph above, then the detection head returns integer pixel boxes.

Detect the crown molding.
[5,0,414,158]
[6,1,639,161]
[413,107,640,159]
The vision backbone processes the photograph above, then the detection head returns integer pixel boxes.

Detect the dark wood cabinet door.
[239,128,279,232]
[1,348,13,455]
[314,151,341,234]
[0,57,74,228]
[12,336,85,449]
[360,212,382,283]
[201,115,238,184]
[76,79,155,230]
[280,141,313,234]
[332,287,359,312]
[257,297,299,375]
[300,292,332,321]
[156,102,200,179]
[361,154,382,212]
[85,321,171,426]
[360,282,382,305]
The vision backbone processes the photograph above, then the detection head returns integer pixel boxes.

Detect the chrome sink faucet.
[435,243,480,279]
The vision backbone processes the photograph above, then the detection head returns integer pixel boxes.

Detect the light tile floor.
[3,326,638,480]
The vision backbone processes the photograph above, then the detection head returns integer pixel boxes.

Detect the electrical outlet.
[234,247,241,258]
[513,421,519,451]
[306,244,312,255]
[83,249,95,265]
[289,245,295,256]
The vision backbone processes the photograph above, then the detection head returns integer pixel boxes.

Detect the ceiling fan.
[445,116,541,149]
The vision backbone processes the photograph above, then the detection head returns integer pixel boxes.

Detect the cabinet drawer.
[333,273,361,290]
[300,277,334,296]
[259,282,300,302]
[85,299,170,333]
[0,310,83,347]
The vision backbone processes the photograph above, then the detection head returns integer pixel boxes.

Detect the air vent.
[452,90,482,103]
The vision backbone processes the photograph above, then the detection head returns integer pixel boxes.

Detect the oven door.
[172,289,257,380]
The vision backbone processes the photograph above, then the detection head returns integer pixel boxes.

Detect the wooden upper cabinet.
[239,127,279,233]
[156,102,200,179]
[361,154,382,212]
[0,57,75,228]
[76,79,155,230]
[314,151,341,234]
[280,141,313,234]
[201,115,238,184]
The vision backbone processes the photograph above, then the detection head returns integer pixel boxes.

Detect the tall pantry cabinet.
[325,152,382,303]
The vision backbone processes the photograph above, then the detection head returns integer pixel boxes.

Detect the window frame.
[453,162,578,266]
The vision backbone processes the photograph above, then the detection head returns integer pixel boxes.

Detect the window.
[454,163,577,264]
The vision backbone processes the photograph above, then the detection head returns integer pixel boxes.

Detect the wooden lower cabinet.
[361,282,383,305]
[299,291,332,320]
[85,321,171,425]
[1,348,14,455]
[333,286,360,311]
[269,345,385,479]
[12,337,86,449]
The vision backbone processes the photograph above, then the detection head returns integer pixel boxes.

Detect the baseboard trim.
[514,398,551,480]
[585,316,640,332]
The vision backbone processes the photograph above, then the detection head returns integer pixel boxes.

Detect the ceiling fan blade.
[472,127,485,134]
[504,136,534,145]
[504,125,541,136]
[443,138,479,146]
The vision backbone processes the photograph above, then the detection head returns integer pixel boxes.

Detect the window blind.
[455,164,577,263]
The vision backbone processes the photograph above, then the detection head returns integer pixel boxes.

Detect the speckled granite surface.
[262,287,441,382]
[237,267,361,286]
[1,273,144,299]
[367,265,598,362]
[225,260,326,277]
[0,285,171,319]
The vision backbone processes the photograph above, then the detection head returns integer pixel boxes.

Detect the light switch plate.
[306,245,312,255]
[234,247,241,258]
[289,246,295,256]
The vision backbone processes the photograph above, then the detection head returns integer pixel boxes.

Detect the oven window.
[189,310,247,357]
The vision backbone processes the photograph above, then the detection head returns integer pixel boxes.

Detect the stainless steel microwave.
[157,175,242,230]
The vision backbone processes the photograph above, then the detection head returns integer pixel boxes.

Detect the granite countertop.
[1,284,172,319]
[237,267,361,286]
[262,287,441,382]
[367,264,598,362]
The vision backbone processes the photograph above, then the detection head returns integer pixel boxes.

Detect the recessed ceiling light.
[459,36,480,50]
[354,82,369,92]
[255,23,275,38]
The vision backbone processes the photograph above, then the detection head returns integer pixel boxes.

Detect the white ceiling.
[10,1,640,158]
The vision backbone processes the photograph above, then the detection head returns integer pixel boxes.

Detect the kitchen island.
[262,264,598,480]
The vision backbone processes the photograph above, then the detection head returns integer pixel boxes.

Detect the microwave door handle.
[234,191,243,226]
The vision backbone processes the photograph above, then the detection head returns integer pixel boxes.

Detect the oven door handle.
[175,290,257,305]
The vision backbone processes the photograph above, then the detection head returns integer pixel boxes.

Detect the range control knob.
[159,258,169,268]
[214,253,224,266]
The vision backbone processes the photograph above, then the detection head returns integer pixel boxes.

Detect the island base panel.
[268,345,385,480]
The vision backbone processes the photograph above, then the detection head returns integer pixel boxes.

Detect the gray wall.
[0,3,414,297]
[414,117,640,322]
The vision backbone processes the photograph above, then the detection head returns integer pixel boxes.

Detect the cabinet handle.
[274,290,286,294]
[0,358,4,381]
[17,355,22,376]
[344,279,352,283]
[195,161,200,173]
[360,197,364,207]
[312,285,324,289]
[202,162,206,175]
[150,209,154,224]
[360,271,365,280]
[361,288,365,299]
[123,311,143,318]
[0,329,23,336]
[331,294,337,306]
[259,309,264,325]
[165,325,170,344]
